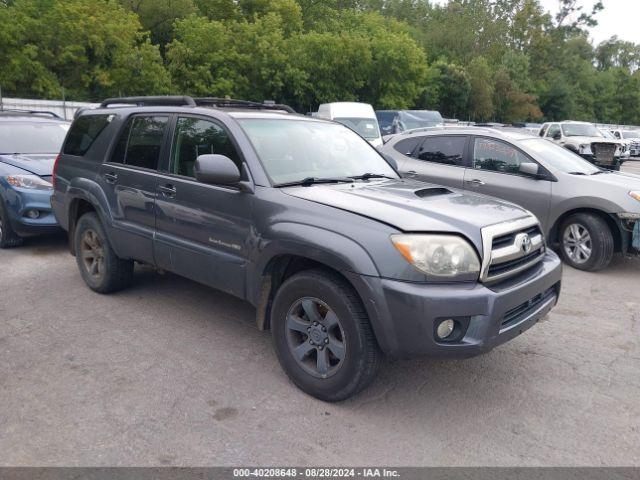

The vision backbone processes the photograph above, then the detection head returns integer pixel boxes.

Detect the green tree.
[467,56,494,120]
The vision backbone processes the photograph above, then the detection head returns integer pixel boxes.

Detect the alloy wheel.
[285,297,346,379]
[80,229,106,280]
[563,223,592,265]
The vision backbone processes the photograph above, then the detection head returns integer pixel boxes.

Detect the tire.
[74,212,134,293]
[559,213,614,271]
[0,199,24,249]
[270,269,382,402]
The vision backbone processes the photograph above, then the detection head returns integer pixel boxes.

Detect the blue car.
[0,110,69,248]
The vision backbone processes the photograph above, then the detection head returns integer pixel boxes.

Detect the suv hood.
[283,178,531,233]
[0,153,57,176]
[565,136,616,145]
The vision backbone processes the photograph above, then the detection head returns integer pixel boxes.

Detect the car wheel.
[0,199,24,248]
[271,269,382,402]
[559,213,614,271]
[74,212,133,293]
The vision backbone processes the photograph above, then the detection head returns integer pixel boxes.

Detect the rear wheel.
[0,199,24,249]
[271,269,382,402]
[559,213,614,271]
[74,212,133,293]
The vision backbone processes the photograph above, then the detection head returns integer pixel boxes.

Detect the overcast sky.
[537,0,640,45]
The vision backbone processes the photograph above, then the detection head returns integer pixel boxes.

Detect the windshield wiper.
[567,171,587,175]
[349,173,395,181]
[591,170,612,175]
[274,177,355,187]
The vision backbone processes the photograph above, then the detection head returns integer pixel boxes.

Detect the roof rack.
[194,97,296,113]
[0,108,62,119]
[99,96,197,108]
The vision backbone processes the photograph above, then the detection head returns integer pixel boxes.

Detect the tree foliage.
[2,0,640,124]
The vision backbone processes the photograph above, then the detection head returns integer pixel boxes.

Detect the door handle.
[104,172,118,184]
[158,184,177,198]
[465,178,485,187]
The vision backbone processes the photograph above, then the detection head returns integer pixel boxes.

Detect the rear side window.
[393,137,422,156]
[416,136,466,166]
[63,115,111,156]
[111,115,168,170]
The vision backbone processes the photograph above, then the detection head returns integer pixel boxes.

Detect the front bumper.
[2,187,60,237]
[353,250,562,358]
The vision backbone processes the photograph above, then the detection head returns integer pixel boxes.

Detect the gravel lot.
[1,164,639,467]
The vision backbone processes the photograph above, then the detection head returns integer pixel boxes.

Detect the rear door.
[402,135,468,188]
[99,114,170,264]
[153,115,252,299]
[463,136,552,228]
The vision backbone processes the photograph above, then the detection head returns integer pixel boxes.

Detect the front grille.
[591,142,616,165]
[501,286,556,329]
[488,247,544,278]
[480,218,546,283]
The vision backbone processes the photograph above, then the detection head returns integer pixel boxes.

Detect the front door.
[99,114,170,264]
[154,115,252,299]
[402,135,468,188]
[463,136,552,229]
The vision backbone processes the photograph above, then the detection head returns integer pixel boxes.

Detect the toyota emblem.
[516,233,533,254]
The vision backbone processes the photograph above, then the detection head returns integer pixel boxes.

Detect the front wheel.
[0,199,23,249]
[74,212,134,293]
[271,269,382,402]
[559,213,614,271]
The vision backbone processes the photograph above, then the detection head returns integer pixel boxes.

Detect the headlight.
[4,175,52,191]
[391,234,480,279]
[629,191,640,202]
[578,144,592,155]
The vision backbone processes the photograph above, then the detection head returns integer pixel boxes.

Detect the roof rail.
[0,108,62,119]
[194,97,296,114]
[99,96,197,108]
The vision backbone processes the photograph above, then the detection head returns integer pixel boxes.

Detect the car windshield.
[334,117,380,140]
[0,122,69,154]
[237,119,398,185]
[599,130,615,139]
[622,130,640,139]
[399,111,444,130]
[561,123,601,137]
[521,138,600,174]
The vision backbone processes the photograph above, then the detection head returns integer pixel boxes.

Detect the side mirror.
[519,162,540,177]
[552,132,561,140]
[195,154,241,185]
[383,154,398,170]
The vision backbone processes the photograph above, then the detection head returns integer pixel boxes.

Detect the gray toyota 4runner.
[52,96,562,401]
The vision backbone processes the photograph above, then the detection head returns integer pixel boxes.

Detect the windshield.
[622,130,640,139]
[334,117,381,140]
[398,111,444,130]
[561,123,601,138]
[521,138,600,174]
[237,119,398,185]
[0,122,69,154]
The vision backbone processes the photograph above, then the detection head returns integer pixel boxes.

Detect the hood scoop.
[414,187,452,198]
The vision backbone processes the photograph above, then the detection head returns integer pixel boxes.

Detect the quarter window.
[64,115,111,156]
[170,117,241,178]
[416,136,466,166]
[472,138,529,175]
[393,137,422,157]
[111,115,168,170]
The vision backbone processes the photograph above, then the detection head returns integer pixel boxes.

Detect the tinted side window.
[416,136,466,166]
[110,116,168,170]
[546,124,560,138]
[393,137,422,156]
[472,138,529,174]
[63,115,111,156]
[170,117,241,178]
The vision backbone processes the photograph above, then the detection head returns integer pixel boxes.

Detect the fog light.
[26,210,40,219]
[436,319,455,339]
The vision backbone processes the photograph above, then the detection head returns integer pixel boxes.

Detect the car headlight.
[391,234,480,279]
[629,191,640,202]
[4,174,52,191]
[578,144,592,155]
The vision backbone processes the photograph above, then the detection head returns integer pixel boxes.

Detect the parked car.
[380,127,640,271]
[598,128,630,159]
[611,129,640,157]
[376,110,444,136]
[0,110,69,247]
[539,121,624,170]
[316,102,382,147]
[52,96,562,401]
